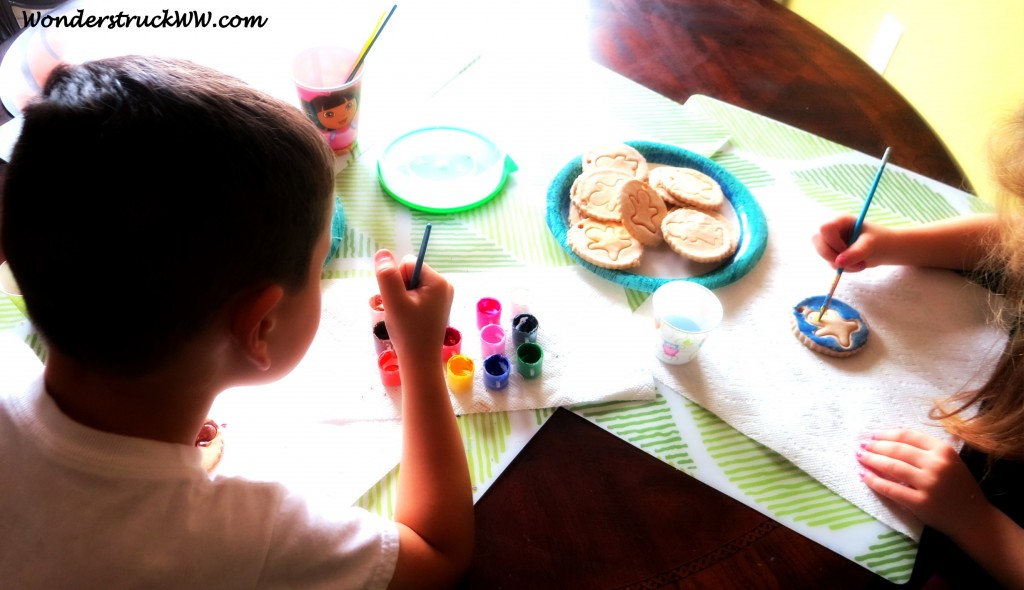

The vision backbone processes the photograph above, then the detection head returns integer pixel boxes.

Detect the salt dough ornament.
[661,207,737,263]
[619,179,667,246]
[649,166,724,210]
[790,295,869,357]
[567,218,643,270]
[582,143,649,180]
[571,167,633,222]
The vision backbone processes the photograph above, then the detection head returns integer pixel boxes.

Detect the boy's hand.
[373,249,454,361]
[812,215,893,272]
[857,429,988,539]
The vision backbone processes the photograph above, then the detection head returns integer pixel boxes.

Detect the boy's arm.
[813,213,999,272]
[858,429,1024,588]
[373,250,474,590]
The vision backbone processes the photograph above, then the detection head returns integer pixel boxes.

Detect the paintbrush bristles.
[817,272,843,322]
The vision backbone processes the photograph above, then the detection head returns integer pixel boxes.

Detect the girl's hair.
[931,105,1024,460]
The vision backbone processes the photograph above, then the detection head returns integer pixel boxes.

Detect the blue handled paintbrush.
[817,147,891,320]
[408,223,432,289]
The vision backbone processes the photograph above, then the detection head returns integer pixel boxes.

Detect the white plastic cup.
[652,281,722,364]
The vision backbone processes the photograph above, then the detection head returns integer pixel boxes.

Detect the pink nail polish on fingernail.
[858,469,867,479]
[859,441,868,449]
[855,450,863,459]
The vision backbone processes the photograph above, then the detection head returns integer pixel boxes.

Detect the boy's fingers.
[374,250,406,303]
[374,249,397,271]
[398,255,418,287]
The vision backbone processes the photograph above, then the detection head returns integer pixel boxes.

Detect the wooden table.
[457,1,963,588]
[0,2,966,587]
[588,0,969,193]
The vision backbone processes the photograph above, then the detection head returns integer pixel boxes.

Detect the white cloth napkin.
[217,266,655,423]
[649,186,1007,541]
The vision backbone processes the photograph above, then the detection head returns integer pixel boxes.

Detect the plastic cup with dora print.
[292,45,363,155]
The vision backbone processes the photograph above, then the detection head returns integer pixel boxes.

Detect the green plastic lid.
[377,126,517,213]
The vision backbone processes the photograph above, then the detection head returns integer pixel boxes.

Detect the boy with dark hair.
[0,55,472,588]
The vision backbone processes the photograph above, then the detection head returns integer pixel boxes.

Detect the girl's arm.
[813,214,999,272]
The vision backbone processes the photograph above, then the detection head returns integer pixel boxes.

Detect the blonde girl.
[812,105,1024,588]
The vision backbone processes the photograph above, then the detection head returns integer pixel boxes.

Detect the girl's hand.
[857,429,989,539]
[373,249,454,361]
[812,215,894,272]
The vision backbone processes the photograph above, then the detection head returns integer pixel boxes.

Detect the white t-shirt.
[0,350,399,589]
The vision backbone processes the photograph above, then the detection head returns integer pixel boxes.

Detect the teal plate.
[545,141,768,292]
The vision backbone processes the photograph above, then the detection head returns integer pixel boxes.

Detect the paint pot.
[442,326,462,363]
[480,323,506,358]
[372,320,392,354]
[369,293,385,325]
[476,297,502,329]
[482,354,511,390]
[515,342,543,379]
[446,354,475,394]
[511,313,539,348]
[377,349,401,387]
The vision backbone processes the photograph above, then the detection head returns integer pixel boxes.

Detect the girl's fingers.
[864,429,949,471]
[834,232,876,270]
[859,468,922,506]
[821,228,851,255]
[819,216,856,246]
[863,439,929,469]
[811,233,842,264]
[857,447,921,486]
[873,428,945,451]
